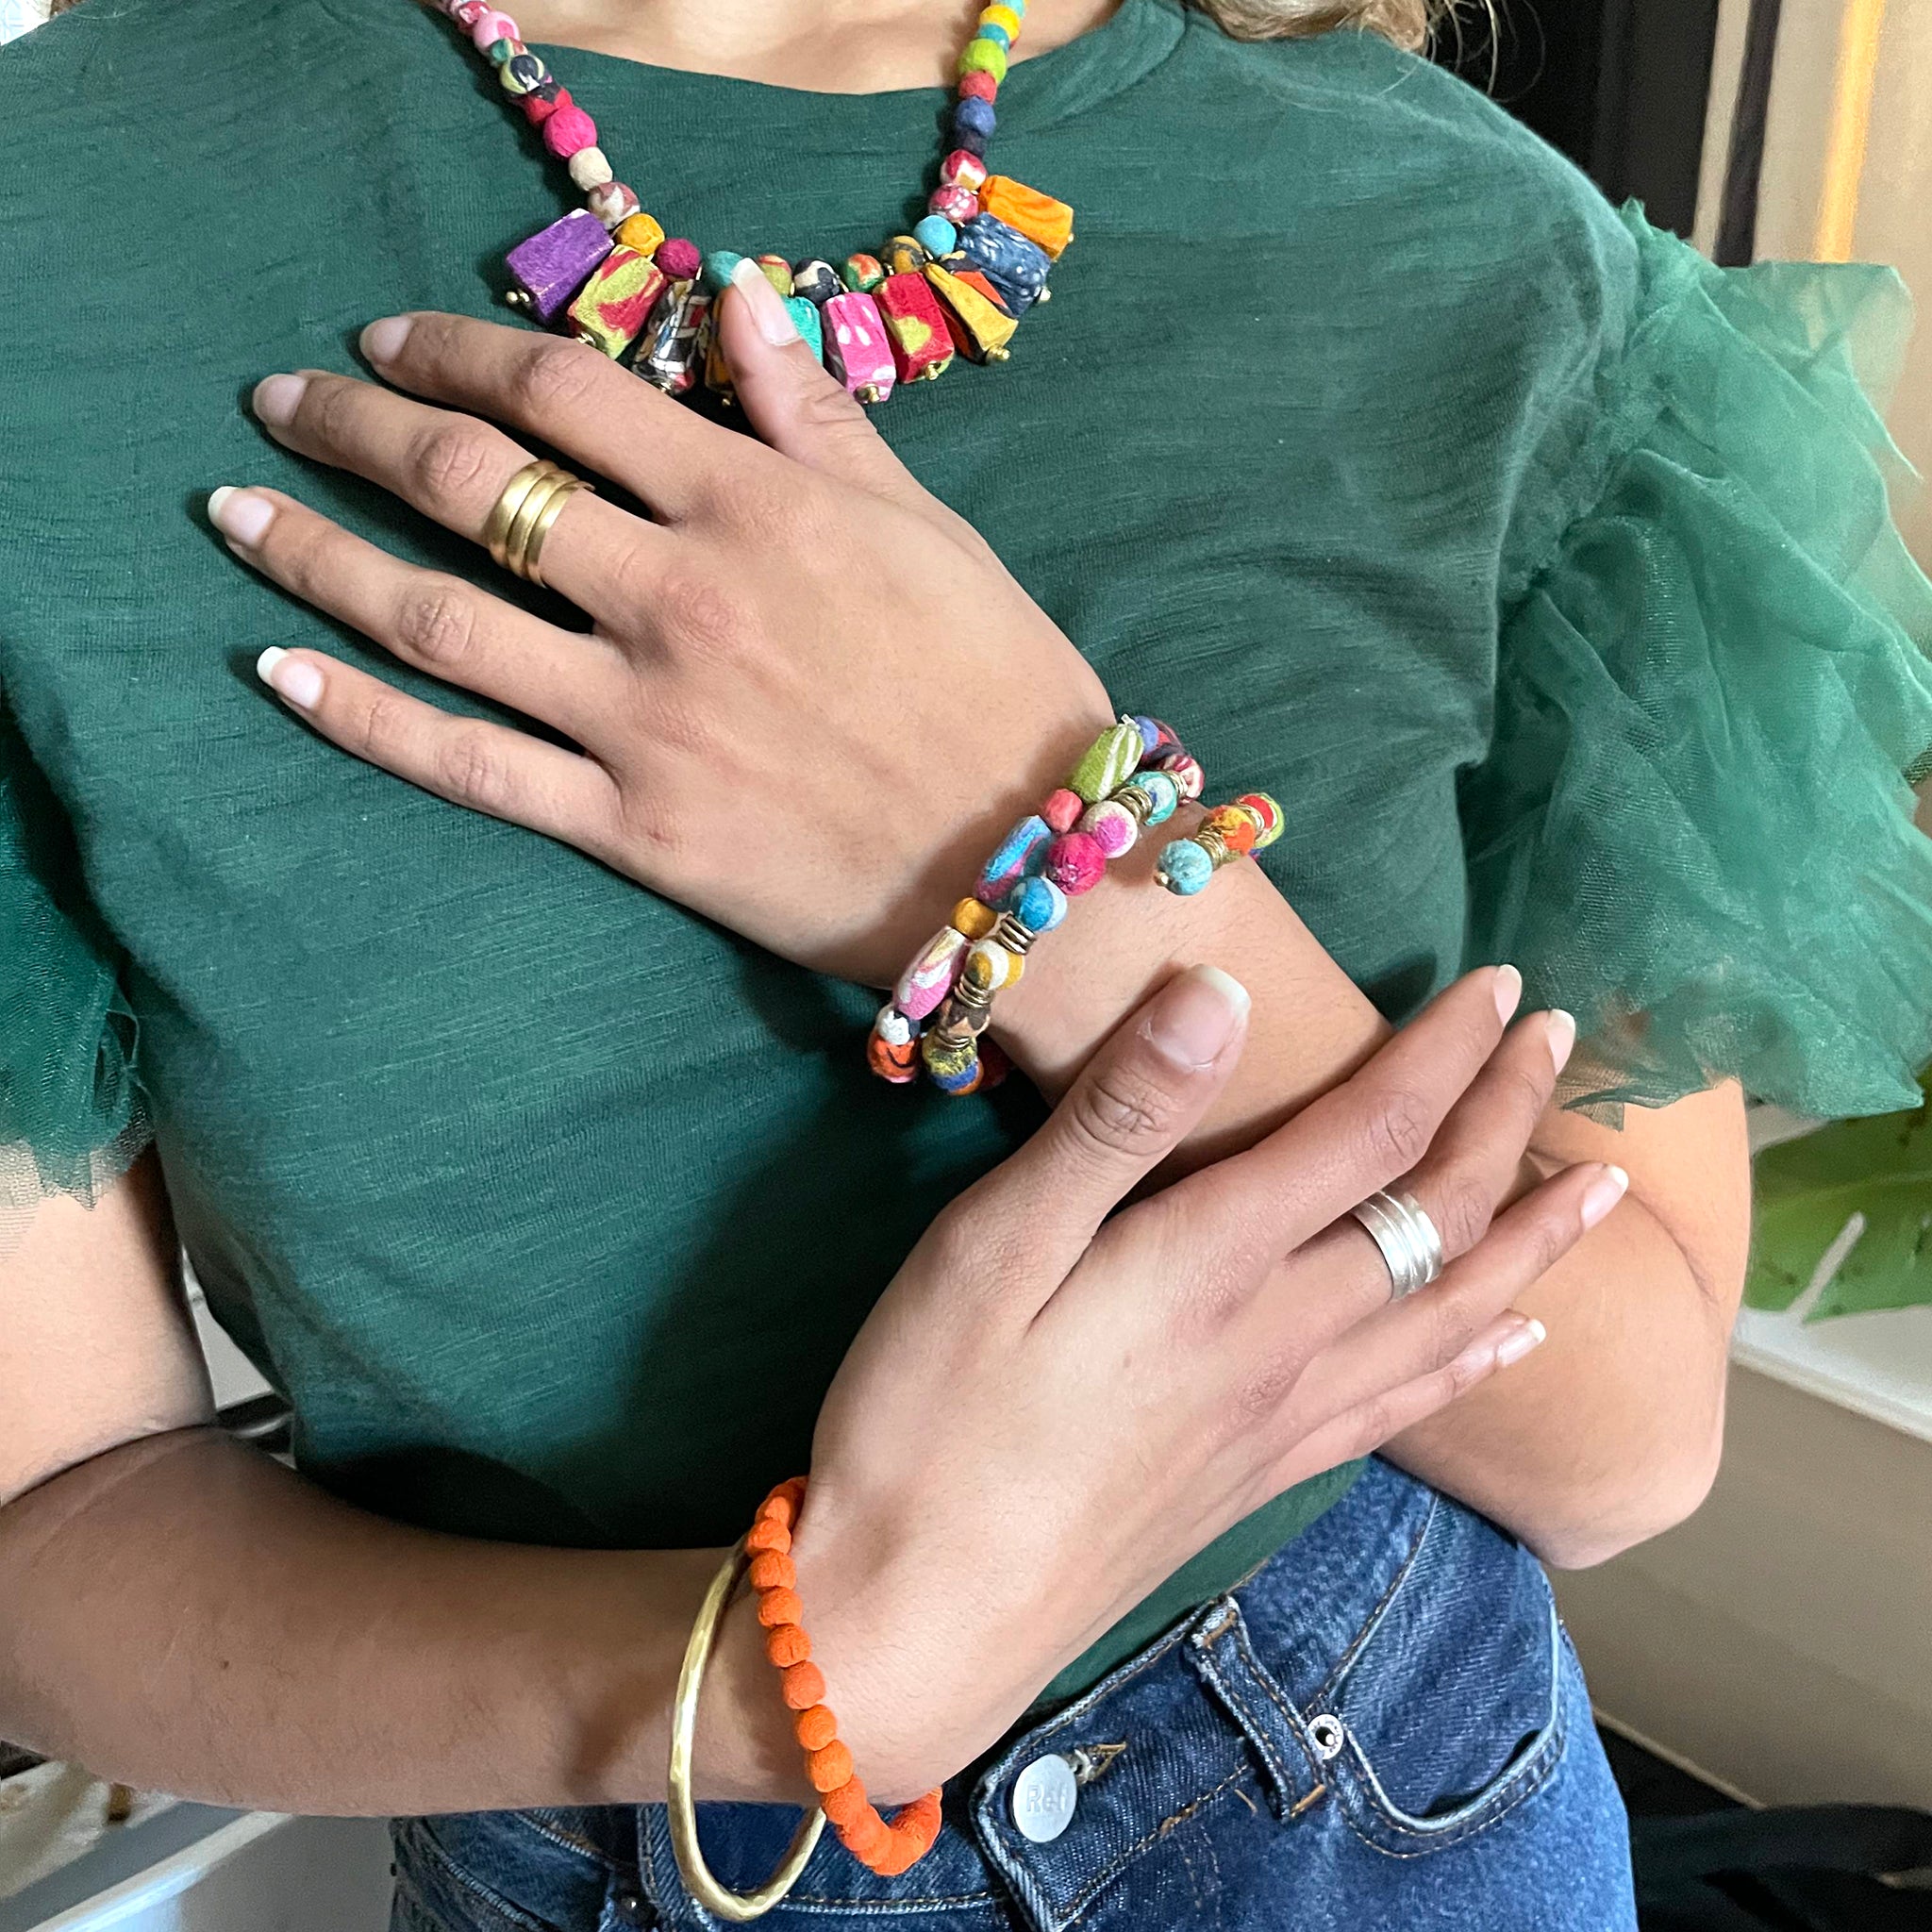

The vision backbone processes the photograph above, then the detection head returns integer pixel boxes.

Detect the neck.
[501,0,1124,90]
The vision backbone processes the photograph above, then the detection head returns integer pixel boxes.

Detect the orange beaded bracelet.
[748,1478,945,1878]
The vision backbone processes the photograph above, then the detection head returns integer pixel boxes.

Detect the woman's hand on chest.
[211,269,1113,985]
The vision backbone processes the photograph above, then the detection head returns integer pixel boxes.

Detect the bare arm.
[0,1156,799,1815]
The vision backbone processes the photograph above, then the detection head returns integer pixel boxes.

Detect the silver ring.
[1349,1190,1444,1300]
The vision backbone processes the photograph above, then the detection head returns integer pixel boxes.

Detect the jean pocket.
[391,1817,575,1932]
[1311,1495,1568,1855]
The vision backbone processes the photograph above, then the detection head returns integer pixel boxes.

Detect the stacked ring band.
[484,458,593,587]
[1349,1189,1445,1300]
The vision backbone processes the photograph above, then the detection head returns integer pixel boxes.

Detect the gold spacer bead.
[990,913,1038,956]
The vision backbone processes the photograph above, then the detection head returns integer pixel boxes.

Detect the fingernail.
[730,256,800,346]
[257,646,324,710]
[1494,1318,1547,1369]
[1546,1009,1576,1074]
[360,316,413,363]
[1493,964,1523,1024]
[208,486,275,547]
[1580,1164,1628,1230]
[1147,965,1250,1070]
[252,374,309,427]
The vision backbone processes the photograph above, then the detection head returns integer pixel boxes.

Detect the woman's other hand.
[213,275,1113,985]
[728,963,1624,1803]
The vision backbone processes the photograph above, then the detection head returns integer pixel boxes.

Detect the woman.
[5,0,1931,1924]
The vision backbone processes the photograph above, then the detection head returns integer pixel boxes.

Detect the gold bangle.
[667,1542,825,1923]
[483,458,558,572]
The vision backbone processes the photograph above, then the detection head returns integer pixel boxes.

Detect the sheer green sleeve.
[1463,207,1932,1118]
[0,694,146,1225]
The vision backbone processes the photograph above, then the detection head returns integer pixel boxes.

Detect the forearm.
[0,1427,806,1815]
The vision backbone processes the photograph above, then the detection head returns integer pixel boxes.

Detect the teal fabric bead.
[914,215,958,258]
[1157,839,1214,896]
[977,21,1010,47]
[1138,770,1181,825]
[1007,874,1068,933]
[701,249,745,294]
[784,295,823,359]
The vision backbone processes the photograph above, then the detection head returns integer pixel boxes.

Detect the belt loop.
[1185,1596,1326,1824]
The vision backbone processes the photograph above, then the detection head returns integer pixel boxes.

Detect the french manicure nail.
[1580,1164,1629,1230]
[360,316,413,363]
[1147,965,1250,1070]
[1493,964,1522,1024]
[1494,1318,1547,1369]
[257,646,324,710]
[1547,1009,1576,1074]
[208,487,275,547]
[252,374,309,427]
[730,256,801,346]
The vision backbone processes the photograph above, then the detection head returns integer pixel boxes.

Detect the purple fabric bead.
[505,209,612,324]
[953,126,990,158]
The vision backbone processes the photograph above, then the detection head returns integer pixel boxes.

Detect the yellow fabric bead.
[952,897,1001,941]
[979,4,1024,40]
[614,212,666,258]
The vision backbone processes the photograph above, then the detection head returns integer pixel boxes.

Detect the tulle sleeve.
[1462,207,1932,1118]
[0,696,146,1228]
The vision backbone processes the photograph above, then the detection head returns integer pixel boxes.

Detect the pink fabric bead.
[656,237,702,280]
[1044,832,1106,896]
[941,149,990,192]
[958,69,998,101]
[448,0,486,23]
[1077,799,1137,859]
[471,8,517,49]
[1041,788,1084,834]
[587,180,640,227]
[541,103,599,158]
[928,186,980,225]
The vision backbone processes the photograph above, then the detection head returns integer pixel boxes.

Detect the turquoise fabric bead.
[1138,770,1181,825]
[914,215,958,258]
[701,249,745,294]
[977,21,1010,47]
[1007,874,1068,933]
[1157,839,1214,896]
[784,294,823,359]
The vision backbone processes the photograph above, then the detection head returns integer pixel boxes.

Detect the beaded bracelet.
[870,716,1205,1094]
[748,1479,947,1878]
[1154,791,1285,893]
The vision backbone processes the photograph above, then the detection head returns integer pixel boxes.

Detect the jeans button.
[1010,1753,1079,1843]
[610,1881,646,1924]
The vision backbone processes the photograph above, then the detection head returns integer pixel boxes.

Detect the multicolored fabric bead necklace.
[437,0,1075,404]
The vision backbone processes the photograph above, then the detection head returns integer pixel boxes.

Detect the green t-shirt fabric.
[6,0,1932,1700]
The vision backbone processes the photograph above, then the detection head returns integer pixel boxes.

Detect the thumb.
[990,966,1252,1274]
[717,259,934,511]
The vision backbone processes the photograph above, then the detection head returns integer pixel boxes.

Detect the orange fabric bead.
[793,1703,839,1751]
[763,1479,806,1526]
[822,1776,872,1828]
[764,1623,810,1668]
[744,1517,791,1556]
[749,1550,796,1591]
[781,1660,827,1709]
[838,1810,891,1860]
[808,1740,856,1792]
[874,1832,925,1878]
[757,1587,804,1628]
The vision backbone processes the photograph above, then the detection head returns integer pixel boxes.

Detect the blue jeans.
[391,1460,1636,1931]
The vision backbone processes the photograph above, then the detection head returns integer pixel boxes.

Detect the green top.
[7,0,1932,1702]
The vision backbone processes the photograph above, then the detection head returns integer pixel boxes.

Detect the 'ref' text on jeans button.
[1010,1753,1080,1843]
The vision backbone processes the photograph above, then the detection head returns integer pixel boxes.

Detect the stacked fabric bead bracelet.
[748,1479,946,1878]
[440,0,1074,406]
[872,717,1224,1095]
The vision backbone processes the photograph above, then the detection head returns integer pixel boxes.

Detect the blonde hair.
[1190,0,1458,53]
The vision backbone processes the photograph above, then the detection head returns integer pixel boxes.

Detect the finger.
[357,310,726,524]
[967,966,1251,1291]
[714,264,942,516]
[1150,964,1524,1292]
[210,487,626,743]
[1272,1159,1625,1441]
[252,644,620,851]
[250,369,668,616]
[1271,1312,1549,1483]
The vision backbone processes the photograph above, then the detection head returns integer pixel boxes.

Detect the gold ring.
[667,1542,824,1922]
[484,458,594,586]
